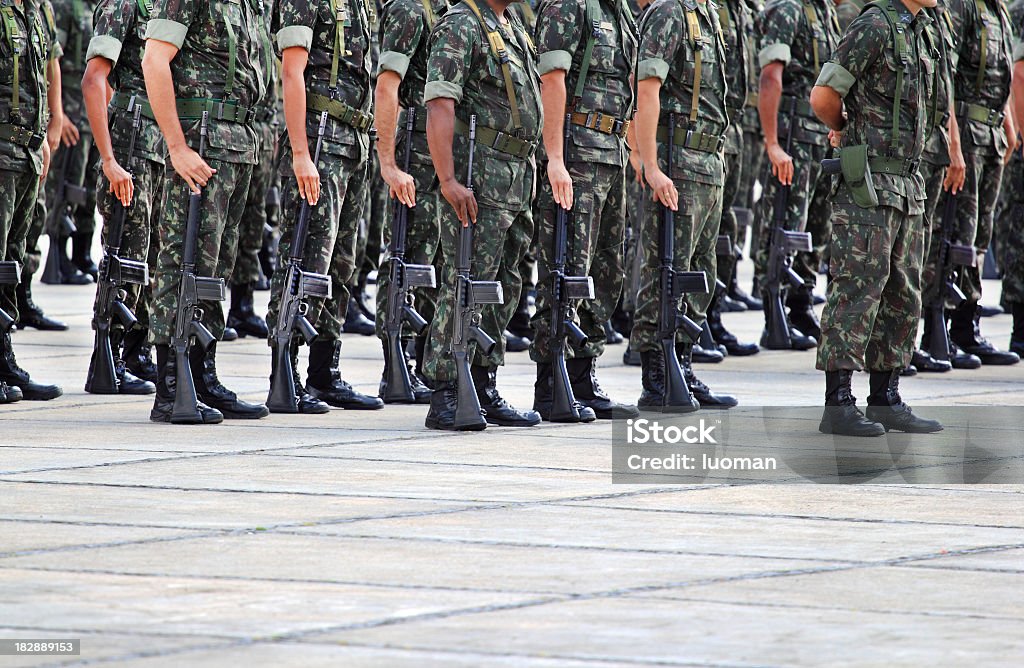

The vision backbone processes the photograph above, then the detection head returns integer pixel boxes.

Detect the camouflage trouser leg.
[95,157,165,329]
[353,153,386,285]
[755,139,828,287]
[918,157,948,308]
[630,177,723,352]
[956,148,1003,303]
[323,158,370,340]
[621,163,646,315]
[718,132,743,285]
[266,148,361,343]
[817,194,925,372]
[530,161,626,363]
[234,142,274,286]
[24,187,45,276]
[999,155,1024,305]
[149,160,253,345]
[48,132,99,236]
[740,111,765,261]
[806,165,834,276]
[423,202,532,382]
[0,168,40,321]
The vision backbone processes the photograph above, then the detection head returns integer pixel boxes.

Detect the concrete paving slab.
[0,521,196,557]
[0,628,233,668]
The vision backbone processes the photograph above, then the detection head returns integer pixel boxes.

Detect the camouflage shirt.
[277,0,373,163]
[378,0,448,110]
[836,0,865,33]
[535,0,637,167]
[922,4,956,165]
[146,0,270,164]
[817,2,936,213]
[87,0,165,165]
[0,0,60,174]
[425,0,542,212]
[637,0,728,186]
[719,0,753,115]
[50,0,93,125]
[758,0,840,103]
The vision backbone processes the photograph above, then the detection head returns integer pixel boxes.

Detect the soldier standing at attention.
[0,0,64,403]
[755,0,840,348]
[1006,0,1024,355]
[265,0,384,414]
[142,0,271,423]
[422,0,543,429]
[373,0,450,403]
[630,0,738,410]
[527,0,640,420]
[811,0,944,436]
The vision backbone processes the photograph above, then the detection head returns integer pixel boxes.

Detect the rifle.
[927,193,976,362]
[763,97,812,349]
[381,107,438,403]
[549,114,596,422]
[452,115,504,430]
[266,111,334,413]
[169,111,227,423]
[0,260,21,333]
[41,146,89,284]
[86,101,151,394]
[658,113,708,412]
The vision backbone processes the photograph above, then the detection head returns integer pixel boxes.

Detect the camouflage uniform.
[528,0,636,363]
[835,0,864,32]
[815,1,935,372]
[145,0,269,345]
[1000,2,1024,311]
[235,77,279,290]
[422,0,542,382]
[737,0,764,277]
[754,0,840,287]
[629,0,728,351]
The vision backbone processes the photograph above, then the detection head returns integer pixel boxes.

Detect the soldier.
[265,0,384,413]
[0,0,64,403]
[1006,0,1024,355]
[373,0,448,402]
[735,0,766,308]
[630,0,738,410]
[142,0,271,423]
[811,0,943,436]
[941,0,1019,365]
[835,0,864,31]
[422,0,543,429]
[80,0,166,393]
[755,0,841,348]
[528,0,640,420]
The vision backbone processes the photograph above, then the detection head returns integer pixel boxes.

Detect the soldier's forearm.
[540,70,568,164]
[47,58,63,134]
[281,49,312,160]
[634,79,662,176]
[426,97,457,185]
[758,63,783,148]
[1012,61,1024,141]
[142,41,187,152]
[374,71,403,171]
[810,86,844,132]
[82,59,115,163]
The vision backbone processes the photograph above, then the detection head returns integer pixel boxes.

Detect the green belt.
[110,92,256,124]
[569,110,631,137]
[781,95,815,119]
[454,118,536,159]
[656,125,725,154]
[307,93,374,132]
[959,102,1004,128]
[868,156,921,177]
[0,124,44,149]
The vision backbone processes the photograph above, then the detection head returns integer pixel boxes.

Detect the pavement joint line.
[893,563,1024,574]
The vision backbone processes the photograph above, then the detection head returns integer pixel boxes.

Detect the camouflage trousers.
[918,156,949,308]
[354,151,388,286]
[817,189,925,372]
[529,160,626,363]
[621,162,646,315]
[739,107,766,266]
[997,152,1024,304]
[952,147,1003,303]
[95,156,164,330]
[423,202,534,383]
[629,176,723,352]
[755,137,830,287]
[149,159,252,345]
[266,148,368,343]
[0,168,41,321]
[717,123,744,284]
[234,123,277,286]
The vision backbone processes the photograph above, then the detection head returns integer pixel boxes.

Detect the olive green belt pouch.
[840,145,879,208]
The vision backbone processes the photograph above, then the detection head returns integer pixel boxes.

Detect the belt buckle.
[598,114,615,134]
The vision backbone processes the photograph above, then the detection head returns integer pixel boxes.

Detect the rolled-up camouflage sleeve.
[425,13,476,103]
[758,0,801,69]
[276,0,317,52]
[535,0,583,76]
[146,0,198,48]
[815,9,887,98]
[378,0,425,79]
[87,0,134,64]
[636,0,684,83]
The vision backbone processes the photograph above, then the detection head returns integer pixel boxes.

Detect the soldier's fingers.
[182,174,198,194]
[468,194,478,224]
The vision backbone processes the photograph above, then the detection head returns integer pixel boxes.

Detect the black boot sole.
[424,416,487,431]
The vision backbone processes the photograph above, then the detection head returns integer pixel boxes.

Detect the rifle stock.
[0,261,21,332]
[41,148,79,285]
[927,193,975,362]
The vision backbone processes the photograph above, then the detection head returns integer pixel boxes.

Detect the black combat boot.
[306,339,384,409]
[637,348,698,412]
[0,331,62,400]
[424,382,480,430]
[728,270,762,311]
[227,282,269,338]
[949,301,1020,365]
[759,290,818,350]
[566,356,638,419]
[786,283,821,341]
[342,296,376,335]
[471,364,541,426]
[678,343,737,408]
[0,379,22,403]
[708,291,759,356]
[221,326,239,341]
[93,329,155,395]
[622,341,641,366]
[504,329,531,352]
[123,328,159,383]
[413,334,433,390]
[507,291,533,340]
[533,362,597,423]
[268,340,331,414]
[913,311,953,372]
[16,274,67,331]
[1011,302,1024,356]
[818,370,885,437]
[865,369,943,433]
[603,321,624,344]
[379,339,431,404]
[191,342,269,419]
[71,230,99,280]
[149,345,224,424]
[691,342,725,363]
[51,236,92,285]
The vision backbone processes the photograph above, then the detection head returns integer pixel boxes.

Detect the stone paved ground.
[1,265,1022,667]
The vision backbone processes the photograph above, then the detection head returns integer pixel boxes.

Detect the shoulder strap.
[463,0,524,133]
[684,3,703,124]
[571,0,601,110]
[421,0,438,28]
[329,0,350,92]
[219,1,239,98]
[866,1,908,154]
[1,6,21,117]
[137,0,153,19]
[802,0,821,74]
[974,0,987,94]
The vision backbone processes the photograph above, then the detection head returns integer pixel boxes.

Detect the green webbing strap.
[421,0,438,28]
[867,2,908,154]
[684,7,703,124]
[221,2,238,98]
[519,1,536,26]
[717,4,730,33]
[803,0,820,74]
[464,0,524,134]
[0,7,20,117]
[329,0,350,92]
[136,0,153,18]
[571,0,600,111]
[974,0,987,94]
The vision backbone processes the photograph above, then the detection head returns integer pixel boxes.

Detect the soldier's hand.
[547,159,574,210]
[766,143,794,186]
[1003,134,1019,166]
[645,168,678,211]
[170,145,216,194]
[440,177,478,226]
[944,143,966,194]
[293,153,321,205]
[828,129,842,149]
[103,158,134,207]
[61,116,80,147]
[41,141,51,183]
[382,164,416,208]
